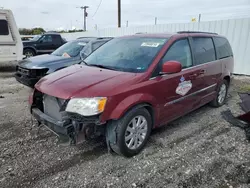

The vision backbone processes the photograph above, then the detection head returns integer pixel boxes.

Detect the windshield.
[52,40,87,57]
[31,35,41,41]
[84,37,168,73]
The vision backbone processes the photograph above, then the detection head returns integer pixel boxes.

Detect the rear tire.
[210,79,229,107]
[24,49,35,58]
[108,107,152,157]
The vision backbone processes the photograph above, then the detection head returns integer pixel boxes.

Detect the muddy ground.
[1,65,250,188]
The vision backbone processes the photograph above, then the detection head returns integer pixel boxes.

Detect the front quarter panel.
[101,93,158,123]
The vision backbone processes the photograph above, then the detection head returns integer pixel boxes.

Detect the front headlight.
[65,97,107,116]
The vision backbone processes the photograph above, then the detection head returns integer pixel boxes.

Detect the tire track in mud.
[147,120,218,152]
[177,159,250,188]
[167,122,219,148]
[130,124,236,187]
[83,122,235,187]
[5,144,108,188]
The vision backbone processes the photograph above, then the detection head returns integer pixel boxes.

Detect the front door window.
[161,39,193,69]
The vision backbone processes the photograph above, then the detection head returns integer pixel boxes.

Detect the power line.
[92,0,103,18]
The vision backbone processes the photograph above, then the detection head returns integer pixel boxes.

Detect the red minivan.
[30,31,234,157]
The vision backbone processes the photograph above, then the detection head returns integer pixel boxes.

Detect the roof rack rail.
[177,31,218,35]
[77,37,96,39]
[96,37,113,40]
[135,32,147,34]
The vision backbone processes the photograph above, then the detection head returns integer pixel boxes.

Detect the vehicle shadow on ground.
[148,93,235,150]
[0,65,16,73]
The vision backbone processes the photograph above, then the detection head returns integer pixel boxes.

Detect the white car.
[0,9,23,63]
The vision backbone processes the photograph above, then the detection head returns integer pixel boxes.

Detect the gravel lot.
[1,65,250,188]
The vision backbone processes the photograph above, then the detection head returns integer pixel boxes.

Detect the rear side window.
[0,20,9,35]
[52,35,62,44]
[161,39,193,69]
[192,37,216,65]
[40,35,53,43]
[213,37,233,59]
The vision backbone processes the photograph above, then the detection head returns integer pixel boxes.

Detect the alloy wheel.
[125,115,148,150]
[218,83,227,104]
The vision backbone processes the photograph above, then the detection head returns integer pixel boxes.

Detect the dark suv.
[15,37,113,88]
[23,33,67,57]
[29,31,234,157]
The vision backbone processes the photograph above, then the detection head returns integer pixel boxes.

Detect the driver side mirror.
[160,60,182,74]
[39,40,43,43]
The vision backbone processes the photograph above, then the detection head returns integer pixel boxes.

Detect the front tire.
[109,107,152,157]
[210,79,229,107]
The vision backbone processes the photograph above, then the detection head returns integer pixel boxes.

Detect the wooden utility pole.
[198,14,201,22]
[83,6,89,31]
[198,14,201,30]
[118,0,121,28]
[77,6,89,31]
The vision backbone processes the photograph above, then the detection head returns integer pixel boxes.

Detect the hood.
[35,64,140,99]
[23,41,36,45]
[18,54,77,69]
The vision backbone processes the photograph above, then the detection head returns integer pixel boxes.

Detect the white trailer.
[0,9,23,63]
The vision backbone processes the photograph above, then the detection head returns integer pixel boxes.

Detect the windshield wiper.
[88,64,116,70]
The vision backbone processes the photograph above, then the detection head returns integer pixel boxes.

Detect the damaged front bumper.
[15,73,39,88]
[31,107,105,144]
[32,108,72,135]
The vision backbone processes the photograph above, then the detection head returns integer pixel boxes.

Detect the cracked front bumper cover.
[31,107,104,144]
[32,108,73,136]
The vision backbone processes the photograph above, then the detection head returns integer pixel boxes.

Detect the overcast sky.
[1,0,250,31]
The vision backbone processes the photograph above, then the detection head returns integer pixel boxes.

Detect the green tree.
[19,27,46,35]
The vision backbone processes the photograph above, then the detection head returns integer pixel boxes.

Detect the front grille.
[33,68,49,77]
[18,67,30,76]
[43,94,65,121]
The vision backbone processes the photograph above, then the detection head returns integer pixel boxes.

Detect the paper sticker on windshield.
[141,42,160,47]
[78,42,87,46]
[176,76,192,96]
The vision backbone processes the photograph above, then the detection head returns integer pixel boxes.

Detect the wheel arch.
[106,93,158,128]
[224,75,231,85]
[105,102,155,156]
[120,102,155,128]
[23,47,37,54]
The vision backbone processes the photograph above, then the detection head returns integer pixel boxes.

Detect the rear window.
[0,20,9,35]
[214,37,233,59]
[192,37,216,65]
